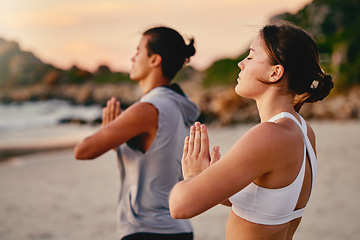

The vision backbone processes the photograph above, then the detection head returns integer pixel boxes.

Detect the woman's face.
[235,34,275,98]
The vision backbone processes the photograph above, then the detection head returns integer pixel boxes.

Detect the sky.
[0,0,312,73]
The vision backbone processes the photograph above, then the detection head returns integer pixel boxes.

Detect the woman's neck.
[255,91,297,123]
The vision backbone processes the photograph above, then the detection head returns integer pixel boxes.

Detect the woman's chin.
[234,84,242,96]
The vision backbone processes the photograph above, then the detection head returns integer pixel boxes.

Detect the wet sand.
[0,121,359,239]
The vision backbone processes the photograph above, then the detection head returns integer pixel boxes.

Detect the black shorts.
[122,232,193,240]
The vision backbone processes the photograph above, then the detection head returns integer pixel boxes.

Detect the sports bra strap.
[299,115,317,193]
[268,112,303,130]
[268,112,317,196]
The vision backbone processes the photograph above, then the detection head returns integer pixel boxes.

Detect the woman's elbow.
[169,188,195,219]
[169,202,192,219]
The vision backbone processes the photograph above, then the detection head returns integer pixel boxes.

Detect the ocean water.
[0,100,103,132]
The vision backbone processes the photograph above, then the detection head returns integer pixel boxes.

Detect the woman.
[169,23,334,239]
[74,26,199,240]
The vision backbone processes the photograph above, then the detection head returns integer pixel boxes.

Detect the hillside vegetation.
[202,0,360,90]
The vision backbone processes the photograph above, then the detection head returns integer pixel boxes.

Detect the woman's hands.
[181,122,221,180]
[102,97,121,127]
[170,122,222,218]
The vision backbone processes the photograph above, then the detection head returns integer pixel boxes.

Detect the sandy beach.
[0,121,359,240]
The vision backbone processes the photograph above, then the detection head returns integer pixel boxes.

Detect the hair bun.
[184,38,196,59]
[307,71,334,103]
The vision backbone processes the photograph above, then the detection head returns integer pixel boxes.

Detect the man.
[74,26,199,240]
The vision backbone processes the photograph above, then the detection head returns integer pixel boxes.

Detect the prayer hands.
[102,97,121,127]
[181,122,221,180]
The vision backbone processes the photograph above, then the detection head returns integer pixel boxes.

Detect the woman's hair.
[260,22,334,112]
[143,26,196,80]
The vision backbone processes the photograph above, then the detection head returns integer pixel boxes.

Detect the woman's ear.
[269,64,284,83]
[149,54,162,68]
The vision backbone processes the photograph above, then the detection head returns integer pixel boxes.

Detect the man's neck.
[139,74,170,94]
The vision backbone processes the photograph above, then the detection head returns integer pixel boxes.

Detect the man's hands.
[102,97,121,128]
[101,97,121,152]
[181,122,221,180]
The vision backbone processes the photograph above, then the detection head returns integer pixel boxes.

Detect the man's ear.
[269,64,284,83]
[149,54,162,68]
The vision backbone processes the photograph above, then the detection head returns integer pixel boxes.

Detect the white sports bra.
[229,112,317,225]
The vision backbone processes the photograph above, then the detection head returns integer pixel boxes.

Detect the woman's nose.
[238,60,244,70]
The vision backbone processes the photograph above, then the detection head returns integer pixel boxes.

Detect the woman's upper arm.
[169,123,279,219]
[74,102,158,159]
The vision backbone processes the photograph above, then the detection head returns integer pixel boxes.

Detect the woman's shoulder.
[234,121,302,156]
[246,121,293,140]
[219,122,295,181]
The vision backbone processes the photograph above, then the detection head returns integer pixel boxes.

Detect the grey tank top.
[116,87,198,238]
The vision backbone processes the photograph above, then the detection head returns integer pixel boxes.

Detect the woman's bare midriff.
[225,210,302,240]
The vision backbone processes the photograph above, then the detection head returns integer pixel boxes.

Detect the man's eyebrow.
[249,47,255,52]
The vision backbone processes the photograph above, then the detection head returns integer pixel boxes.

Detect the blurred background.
[1,0,359,131]
[1,0,359,132]
[0,0,360,239]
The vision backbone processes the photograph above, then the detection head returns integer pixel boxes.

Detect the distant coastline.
[2,81,360,126]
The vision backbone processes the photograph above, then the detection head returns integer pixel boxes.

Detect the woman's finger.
[193,122,201,155]
[187,125,195,155]
[200,124,210,157]
[182,136,189,160]
[210,146,221,165]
